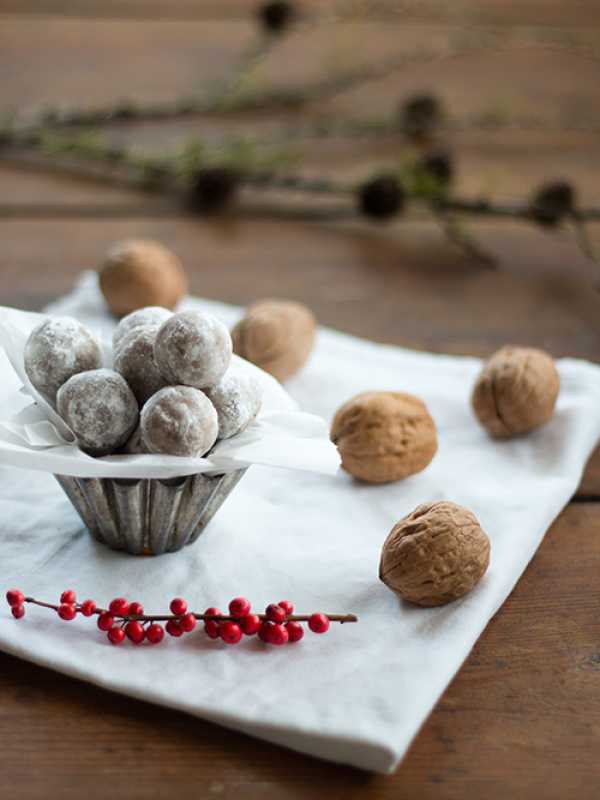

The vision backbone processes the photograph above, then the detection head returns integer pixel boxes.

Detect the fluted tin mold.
[55,470,247,555]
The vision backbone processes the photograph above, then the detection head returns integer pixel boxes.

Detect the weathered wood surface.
[0,3,599,797]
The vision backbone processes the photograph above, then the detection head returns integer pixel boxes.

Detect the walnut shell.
[379,501,490,607]
[472,346,560,438]
[330,392,437,483]
[99,239,188,317]
[231,299,316,382]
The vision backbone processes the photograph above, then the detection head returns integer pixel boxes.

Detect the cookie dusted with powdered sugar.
[57,369,139,456]
[112,306,172,354]
[153,310,232,390]
[24,317,103,406]
[121,423,147,454]
[140,385,218,457]
[205,368,263,439]
[114,327,168,405]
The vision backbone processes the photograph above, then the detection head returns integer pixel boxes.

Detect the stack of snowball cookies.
[23,307,263,458]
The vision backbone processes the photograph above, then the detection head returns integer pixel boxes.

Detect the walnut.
[231,299,316,382]
[99,239,188,317]
[379,501,490,607]
[330,392,437,484]
[471,346,560,438]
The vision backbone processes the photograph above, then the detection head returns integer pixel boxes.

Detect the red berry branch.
[5,589,357,647]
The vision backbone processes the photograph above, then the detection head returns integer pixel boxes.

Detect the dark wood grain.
[3,0,600,26]
[1,2,600,796]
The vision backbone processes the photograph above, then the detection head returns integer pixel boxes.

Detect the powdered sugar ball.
[205,368,263,439]
[154,311,232,389]
[112,306,172,353]
[122,423,147,454]
[24,317,103,406]
[57,369,139,456]
[140,386,218,457]
[114,327,168,405]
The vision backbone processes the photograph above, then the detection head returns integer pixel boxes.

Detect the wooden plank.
[579,446,600,497]
[0,164,153,206]
[1,503,598,798]
[2,1,600,28]
[319,46,600,140]
[0,1,246,18]
[1,17,598,119]
[0,1,278,19]
[0,18,254,113]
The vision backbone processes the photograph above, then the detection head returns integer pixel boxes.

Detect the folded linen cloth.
[1,273,599,773]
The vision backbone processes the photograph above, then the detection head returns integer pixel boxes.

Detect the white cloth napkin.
[1,274,600,774]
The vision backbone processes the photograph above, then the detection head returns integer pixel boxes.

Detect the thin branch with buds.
[0,134,598,271]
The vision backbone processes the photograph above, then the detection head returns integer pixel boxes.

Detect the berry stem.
[24,597,59,611]
[21,597,357,624]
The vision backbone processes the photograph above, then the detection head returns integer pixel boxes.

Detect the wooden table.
[1,3,600,798]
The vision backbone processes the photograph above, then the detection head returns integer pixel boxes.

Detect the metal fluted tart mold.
[55,469,247,555]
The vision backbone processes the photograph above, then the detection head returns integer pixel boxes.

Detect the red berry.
[125,620,146,645]
[166,619,183,637]
[11,604,25,619]
[265,604,286,624]
[180,613,197,633]
[109,598,129,616]
[278,600,294,616]
[146,624,165,645]
[219,621,242,644]
[108,626,125,646]
[203,607,221,639]
[204,620,220,639]
[308,613,330,634]
[269,623,289,646]
[169,597,187,616]
[285,621,304,643]
[240,614,261,635]
[60,590,76,605]
[228,597,251,617]
[129,601,144,617]
[97,612,114,631]
[58,603,77,621]
[6,589,24,607]
[258,621,275,643]
[80,599,97,617]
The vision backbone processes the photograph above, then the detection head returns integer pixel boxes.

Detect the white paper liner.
[0,304,340,479]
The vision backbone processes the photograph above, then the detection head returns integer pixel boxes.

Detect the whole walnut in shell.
[471,346,560,438]
[330,392,437,483]
[99,239,188,317]
[231,299,316,382]
[379,501,490,607]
